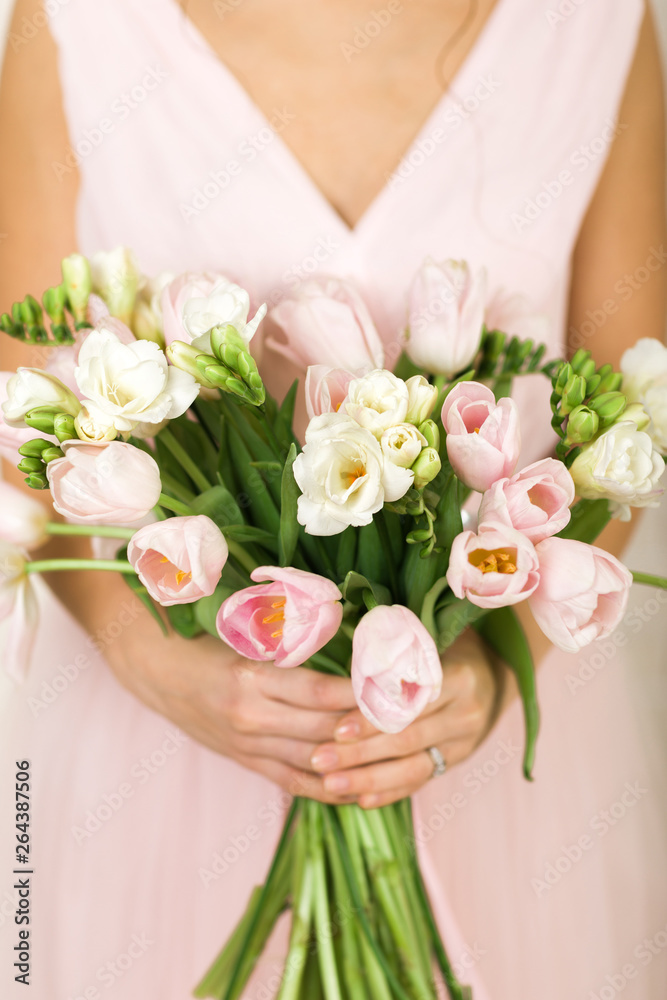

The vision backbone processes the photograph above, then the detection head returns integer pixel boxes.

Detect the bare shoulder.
[0,0,79,370]
[568,5,667,366]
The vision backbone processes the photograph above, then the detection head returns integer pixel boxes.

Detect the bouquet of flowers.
[1,249,666,1000]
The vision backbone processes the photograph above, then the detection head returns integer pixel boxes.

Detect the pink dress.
[2,0,666,997]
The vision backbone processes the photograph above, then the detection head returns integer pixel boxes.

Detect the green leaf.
[340,570,392,609]
[420,576,451,640]
[335,526,357,580]
[166,601,204,639]
[278,443,299,567]
[392,351,423,380]
[222,524,277,547]
[121,569,168,637]
[227,430,281,535]
[274,379,298,452]
[557,497,611,545]
[474,606,539,781]
[435,598,486,652]
[191,485,243,528]
[433,460,463,553]
[357,521,391,586]
[194,584,236,637]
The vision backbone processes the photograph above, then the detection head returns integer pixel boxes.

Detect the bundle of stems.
[194,797,472,1000]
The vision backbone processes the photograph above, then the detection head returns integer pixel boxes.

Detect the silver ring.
[427,746,446,779]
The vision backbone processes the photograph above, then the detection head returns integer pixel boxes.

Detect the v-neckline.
[167,0,510,238]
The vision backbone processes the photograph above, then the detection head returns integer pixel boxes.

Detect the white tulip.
[293,413,413,535]
[570,420,665,521]
[0,540,38,683]
[344,369,410,439]
[181,277,266,352]
[2,369,81,427]
[380,423,426,468]
[74,328,199,435]
[0,481,49,550]
[621,338,667,453]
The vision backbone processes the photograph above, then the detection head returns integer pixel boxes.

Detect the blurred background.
[0,0,665,738]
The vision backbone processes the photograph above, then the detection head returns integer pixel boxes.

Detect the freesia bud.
[18,438,51,459]
[90,247,141,325]
[24,472,49,491]
[42,284,67,325]
[53,412,77,443]
[588,391,627,427]
[417,419,440,450]
[405,375,438,424]
[166,341,218,389]
[2,369,81,427]
[207,324,265,406]
[622,403,651,431]
[559,374,586,415]
[41,446,64,463]
[61,254,92,324]
[17,456,45,476]
[554,362,573,396]
[570,349,596,379]
[411,447,441,489]
[132,300,165,347]
[565,405,599,444]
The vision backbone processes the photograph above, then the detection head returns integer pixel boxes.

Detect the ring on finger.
[427,745,447,779]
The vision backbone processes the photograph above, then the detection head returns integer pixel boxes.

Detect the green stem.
[257,405,286,458]
[277,806,314,1000]
[631,571,667,590]
[158,427,213,493]
[308,652,349,678]
[221,799,299,1000]
[309,802,344,1000]
[159,470,197,504]
[225,538,258,576]
[44,523,136,540]
[375,509,399,600]
[157,493,192,517]
[25,558,135,575]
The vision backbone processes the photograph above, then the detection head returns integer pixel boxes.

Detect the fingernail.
[334,720,360,741]
[311,749,338,772]
[324,774,350,794]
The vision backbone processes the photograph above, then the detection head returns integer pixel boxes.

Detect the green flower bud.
[43,284,68,325]
[585,374,601,397]
[24,472,49,490]
[570,348,593,374]
[206,324,266,406]
[41,446,65,464]
[588,391,627,426]
[407,527,433,543]
[23,407,57,434]
[53,412,77,443]
[411,447,441,490]
[18,438,52,459]
[417,419,440,450]
[554,362,574,396]
[17,456,46,475]
[481,329,506,365]
[166,341,219,390]
[61,253,92,324]
[559,373,587,415]
[596,370,623,395]
[565,405,599,444]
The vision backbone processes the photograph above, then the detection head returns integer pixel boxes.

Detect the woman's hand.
[309,630,503,809]
[107,599,360,804]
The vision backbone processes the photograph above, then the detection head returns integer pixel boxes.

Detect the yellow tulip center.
[263,597,286,639]
[160,555,192,586]
[468,548,518,574]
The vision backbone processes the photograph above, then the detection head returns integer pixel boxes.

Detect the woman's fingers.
[234,753,358,805]
[235,733,319,773]
[256,664,357,712]
[322,750,434,802]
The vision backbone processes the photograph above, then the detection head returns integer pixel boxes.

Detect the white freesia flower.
[381,423,426,468]
[182,276,266,352]
[570,420,665,521]
[73,405,118,444]
[2,369,81,427]
[405,375,438,425]
[621,338,667,453]
[74,328,199,435]
[344,370,410,439]
[132,271,174,345]
[293,413,413,535]
[90,247,142,324]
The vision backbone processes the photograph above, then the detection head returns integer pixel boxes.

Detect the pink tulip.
[351,604,442,734]
[529,537,632,653]
[47,441,162,524]
[0,482,49,550]
[267,276,385,372]
[446,523,540,608]
[216,566,343,668]
[305,365,356,419]
[128,515,228,606]
[0,542,38,683]
[477,458,575,544]
[441,381,521,492]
